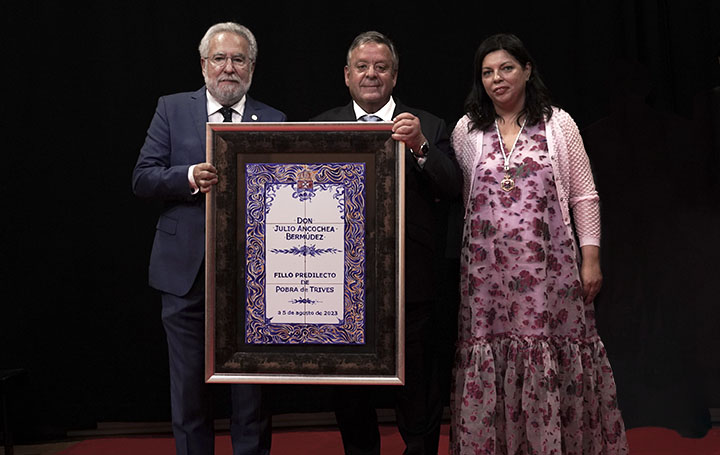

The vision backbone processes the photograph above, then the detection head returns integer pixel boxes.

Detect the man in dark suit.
[132,22,286,455]
[312,31,462,455]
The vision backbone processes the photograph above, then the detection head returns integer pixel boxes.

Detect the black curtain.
[2,0,718,441]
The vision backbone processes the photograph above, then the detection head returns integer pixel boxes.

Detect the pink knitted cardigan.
[451,108,601,247]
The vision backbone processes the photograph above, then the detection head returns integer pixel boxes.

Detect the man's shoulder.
[246,95,286,119]
[395,101,444,124]
[310,103,354,121]
[159,87,205,103]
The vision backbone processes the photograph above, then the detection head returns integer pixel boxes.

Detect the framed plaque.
[205,122,405,385]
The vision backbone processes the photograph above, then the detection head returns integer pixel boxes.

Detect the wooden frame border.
[205,122,404,385]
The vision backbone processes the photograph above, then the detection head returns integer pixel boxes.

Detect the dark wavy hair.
[465,33,553,132]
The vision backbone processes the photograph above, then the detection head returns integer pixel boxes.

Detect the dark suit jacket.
[311,100,461,302]
[133,87,287,297]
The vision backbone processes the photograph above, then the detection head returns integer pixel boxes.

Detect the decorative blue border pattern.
[245,163,366,344]
[269,245,342,256]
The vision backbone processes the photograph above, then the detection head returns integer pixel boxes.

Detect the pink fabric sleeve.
[451,115,478,212]
[557,111,601,247]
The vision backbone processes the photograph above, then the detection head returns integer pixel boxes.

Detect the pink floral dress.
[451,122,628,454]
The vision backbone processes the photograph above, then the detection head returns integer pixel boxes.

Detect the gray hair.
[346,31,399,73]
[198,22,258,61]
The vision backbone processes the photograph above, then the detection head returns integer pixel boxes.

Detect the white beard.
[205,73,253,106]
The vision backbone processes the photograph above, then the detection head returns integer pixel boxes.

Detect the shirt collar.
[206,89,247,119]
[352,97,396,121]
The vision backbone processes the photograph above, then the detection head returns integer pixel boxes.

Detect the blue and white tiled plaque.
[244,163,366,344]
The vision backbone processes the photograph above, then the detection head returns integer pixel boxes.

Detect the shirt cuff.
[188,165,200,194]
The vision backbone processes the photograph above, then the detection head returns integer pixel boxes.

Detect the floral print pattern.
[451,122,628,454]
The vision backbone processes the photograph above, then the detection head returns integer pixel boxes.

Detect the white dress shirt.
[352,97,396,121]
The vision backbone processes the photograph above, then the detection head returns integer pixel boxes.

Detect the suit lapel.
[243,96,262,122]
[190,87,208,148]
[392,99,407,119]
[342,102,356,121]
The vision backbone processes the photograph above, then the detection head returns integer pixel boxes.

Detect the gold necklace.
[494,118,527,192]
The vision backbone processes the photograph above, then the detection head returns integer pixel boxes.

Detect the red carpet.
[57,425,720,454]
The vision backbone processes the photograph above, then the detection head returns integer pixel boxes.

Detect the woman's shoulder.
[552,106,575,122]
[451,114,480,137]
[546,106,565,120]
[548,106,576,125]
[453,114,472,129]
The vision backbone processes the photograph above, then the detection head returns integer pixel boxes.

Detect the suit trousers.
[161,269,271,455]
[334,299,442,455]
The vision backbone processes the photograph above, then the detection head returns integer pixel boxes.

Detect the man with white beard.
[132,22,286,455]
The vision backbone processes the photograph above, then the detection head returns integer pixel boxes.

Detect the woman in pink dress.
[450,34,628,454]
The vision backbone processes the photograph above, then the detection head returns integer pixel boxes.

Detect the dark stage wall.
[2,0,719,441]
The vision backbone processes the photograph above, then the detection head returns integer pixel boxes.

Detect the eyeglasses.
[205,53,253,70]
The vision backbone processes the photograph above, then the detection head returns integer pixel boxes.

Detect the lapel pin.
[251,114,258,121]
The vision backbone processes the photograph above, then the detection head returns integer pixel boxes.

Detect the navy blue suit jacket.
[133,87,287,296]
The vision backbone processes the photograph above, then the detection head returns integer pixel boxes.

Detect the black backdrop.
[2,0,719,442]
